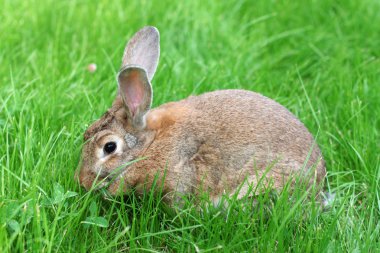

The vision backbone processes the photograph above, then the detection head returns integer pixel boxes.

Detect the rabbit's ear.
[118,66,152,129]
[121,26,160,81]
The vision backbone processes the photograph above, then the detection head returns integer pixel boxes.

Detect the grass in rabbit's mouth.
[1,0,379,252]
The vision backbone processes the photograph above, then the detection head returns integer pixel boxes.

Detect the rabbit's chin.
[106,177,129,196]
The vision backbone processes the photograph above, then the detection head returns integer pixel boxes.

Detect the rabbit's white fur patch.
[124,133,137,148]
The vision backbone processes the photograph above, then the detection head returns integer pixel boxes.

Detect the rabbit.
[76,26,326,205]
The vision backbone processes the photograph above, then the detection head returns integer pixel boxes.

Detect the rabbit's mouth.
[101,158,146,195]
[94,171,123,190]
[105,168,136,195]
[88,167,121,191]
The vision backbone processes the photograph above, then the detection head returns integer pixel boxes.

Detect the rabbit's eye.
[104,142,117,154]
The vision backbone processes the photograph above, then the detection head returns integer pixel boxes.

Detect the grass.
[1,0,379,251]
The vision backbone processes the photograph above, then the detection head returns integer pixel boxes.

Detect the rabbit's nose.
[74,170,80,183]
[77,170,97,190]
[77,168,111,191]
[74,160,83,184]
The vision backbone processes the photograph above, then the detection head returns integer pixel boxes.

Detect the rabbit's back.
[150,89,325,199]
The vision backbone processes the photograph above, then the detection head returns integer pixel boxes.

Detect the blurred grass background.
[0,0,379,252]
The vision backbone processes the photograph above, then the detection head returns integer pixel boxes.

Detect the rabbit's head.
[76,26,160,191]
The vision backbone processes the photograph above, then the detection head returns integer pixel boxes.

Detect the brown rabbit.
[76,26,326,205]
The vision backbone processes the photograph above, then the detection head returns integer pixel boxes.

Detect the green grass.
[1,0,379,251]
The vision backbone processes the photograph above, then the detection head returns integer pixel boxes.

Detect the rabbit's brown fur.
[76,26,326,204]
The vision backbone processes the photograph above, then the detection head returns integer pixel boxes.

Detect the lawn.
[1,0,379,252]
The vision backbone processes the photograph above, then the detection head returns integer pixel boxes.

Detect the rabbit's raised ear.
[121,26,160,81]
[118,66,152,129]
